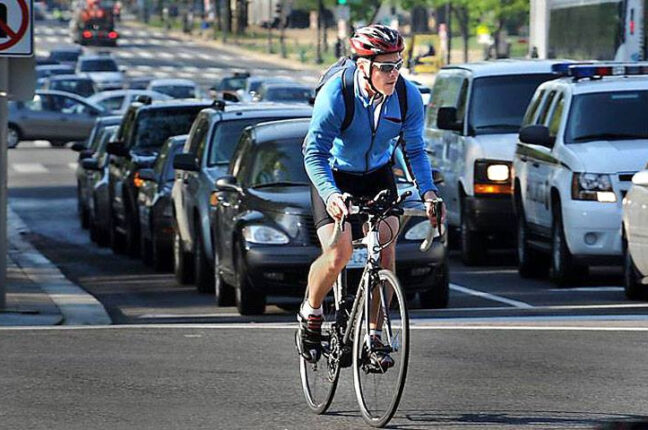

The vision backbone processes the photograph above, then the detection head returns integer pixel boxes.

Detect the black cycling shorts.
[310,163,398,233]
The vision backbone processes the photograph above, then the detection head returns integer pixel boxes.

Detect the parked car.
[8,90,106,148]
[425,60,563,265]
[36,64,75,88]
[42,74,97,97]
[83,126,121,246]
[76,54,125,91]
[47,47,83,67]
[74,115,123,229]
[87,89,172,114]
[514,63,648,286]
[146,78,201,99]
[622,168,648,300]
[171,102,312,293]
[237,77,295,102]
[210,118,448,315]
[208,72,250,102]
[105,99,213,256]
[253,83,313,104]
[137,135,187,270]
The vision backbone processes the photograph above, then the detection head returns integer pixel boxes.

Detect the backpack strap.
[395,75,407,123]
[340,67,355,132]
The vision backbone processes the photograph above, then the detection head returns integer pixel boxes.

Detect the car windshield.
[133,107,203,149]
[249,139,310,187]
[468,74,556,135]
[218,77,247,91]
[208,118,285,166]
[152,85,196,99]
[565,91,648,143]
[79,59,118,72]
[50,51,79,62]
[36,67,73,78]
[51,80,95,97]
[264,87,311,103]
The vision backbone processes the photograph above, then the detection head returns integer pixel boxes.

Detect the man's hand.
[326,193,349,222]
[423,190,446,229]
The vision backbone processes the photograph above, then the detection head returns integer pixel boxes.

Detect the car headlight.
[571,173,616,202]
[242,225,289,244]
[474,160,512,195]
[404,220,431,241]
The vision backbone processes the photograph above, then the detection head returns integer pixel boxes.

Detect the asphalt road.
[3,17,648,430]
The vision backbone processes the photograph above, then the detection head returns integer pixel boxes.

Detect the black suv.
[106,99,213,255]
[171,102,312,293]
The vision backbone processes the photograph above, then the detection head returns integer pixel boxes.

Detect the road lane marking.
[3,320,648,331]
[33,140,50,147]
[450,283,534,309]
[68,163,77,170]
[11,163,48,173]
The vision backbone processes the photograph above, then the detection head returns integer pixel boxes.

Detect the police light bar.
[569,63,648,79]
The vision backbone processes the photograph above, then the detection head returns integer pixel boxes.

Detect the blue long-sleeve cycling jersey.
[303,69,437,204]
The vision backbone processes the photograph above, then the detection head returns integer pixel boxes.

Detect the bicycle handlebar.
[326,190,444,252]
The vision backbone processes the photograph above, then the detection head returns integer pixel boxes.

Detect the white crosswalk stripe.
[33,141,51,148]
[68,163,78,170]
[12,163,48,174]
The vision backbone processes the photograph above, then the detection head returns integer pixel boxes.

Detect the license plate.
[347,248,367,269]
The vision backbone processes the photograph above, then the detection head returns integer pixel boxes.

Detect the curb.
[7,207,112,326]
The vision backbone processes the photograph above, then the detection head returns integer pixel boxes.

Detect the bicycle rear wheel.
[352,269,409,428]
[298,288,340,414]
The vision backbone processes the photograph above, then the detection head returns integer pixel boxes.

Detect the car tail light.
[133,172,145,188]
[108,31,118,39]
[82,30,92,39]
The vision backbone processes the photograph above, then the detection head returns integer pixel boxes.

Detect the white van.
[425,60,562,264]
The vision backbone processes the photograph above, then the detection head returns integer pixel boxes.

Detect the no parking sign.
[0,0,33,56]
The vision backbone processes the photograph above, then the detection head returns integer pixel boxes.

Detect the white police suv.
[514,63,648,286]
[425,60,563,265]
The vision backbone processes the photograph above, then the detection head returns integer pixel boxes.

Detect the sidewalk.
[1,207,111,326]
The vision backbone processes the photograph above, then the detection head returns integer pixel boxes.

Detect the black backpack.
[314,56,408,132]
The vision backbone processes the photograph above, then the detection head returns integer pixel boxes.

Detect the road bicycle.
[297,189,443,428]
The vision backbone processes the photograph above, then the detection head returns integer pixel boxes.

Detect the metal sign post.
[0,0,34,309]
[0,57,7,309]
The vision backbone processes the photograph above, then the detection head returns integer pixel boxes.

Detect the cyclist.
[299,24,445,367]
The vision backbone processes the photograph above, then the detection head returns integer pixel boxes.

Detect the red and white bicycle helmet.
[350,24,404,58]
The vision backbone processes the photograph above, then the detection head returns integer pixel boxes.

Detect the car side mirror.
[215,175,243,194]
[138,168,157,182]
[436,107,463,132]
[78,149,94,161]
[433,170,445,185]
[71,141,87,152]
[173,153,200,172]
[519,125,554,148]
[81,158,100,170]
[106,140,129,157]
[632,171,648,187]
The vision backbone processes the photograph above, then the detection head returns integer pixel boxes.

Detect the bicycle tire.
[298,288,341,414]
[352,269,409,428]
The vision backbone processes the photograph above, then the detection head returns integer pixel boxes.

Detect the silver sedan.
[8,90,107,148]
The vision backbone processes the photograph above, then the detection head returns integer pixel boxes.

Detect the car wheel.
[173,229,194,284]
[460,203,484,266]
[7,125,20,149]
[151,227,171,272]
[194,227,214,294]
[418,262,449,309]
[234,244,265,315]
[624,242,645,300]
[516,203,550,278]
[91,196,109,247]
[140,229,153,266]
[109,208,126,254]
[77,185,89,230]
[50,141,67,148]
[123,201,140,258]
[550,202,587,286]
[214,244,235,306]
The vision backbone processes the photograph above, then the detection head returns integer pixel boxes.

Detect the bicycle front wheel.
[298,290,340,414]
[352,269,409,428]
